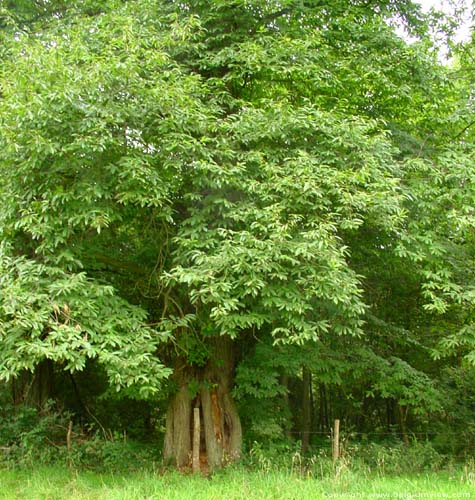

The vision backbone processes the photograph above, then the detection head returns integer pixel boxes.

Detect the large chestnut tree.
[1,0,474,469]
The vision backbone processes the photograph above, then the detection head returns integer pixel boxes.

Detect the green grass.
[0,465,474,500]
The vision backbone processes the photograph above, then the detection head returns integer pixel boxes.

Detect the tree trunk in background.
[319,383,329,432]
[386,399,395,432]
[12,360,52,409]
[301,366,311,454]
[357,395,368,432]
[397,403,410,447]
[163,336,242,471]
[309,375,315,437]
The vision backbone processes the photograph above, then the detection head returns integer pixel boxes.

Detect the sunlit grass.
[0,465,474,500]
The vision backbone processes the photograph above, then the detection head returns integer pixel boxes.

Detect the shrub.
[0,400,73,467]
[0,396,160,471]
[345,440,446,475]
[67,435,160,472]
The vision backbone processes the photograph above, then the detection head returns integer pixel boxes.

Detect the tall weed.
[246,439,449,478]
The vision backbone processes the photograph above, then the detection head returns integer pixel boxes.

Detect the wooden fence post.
[192,407,200,472]
[332,419,340,462]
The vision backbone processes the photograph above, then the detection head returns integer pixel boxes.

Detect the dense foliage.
[1,0,475,468]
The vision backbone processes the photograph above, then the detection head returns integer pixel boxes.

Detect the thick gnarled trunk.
[163,336,242,471]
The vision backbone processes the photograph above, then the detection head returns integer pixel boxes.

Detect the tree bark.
[163,370,192,468]
[201,385,223,469]
[163,336,242,471]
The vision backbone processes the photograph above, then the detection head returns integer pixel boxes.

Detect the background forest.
[1,0,475,474]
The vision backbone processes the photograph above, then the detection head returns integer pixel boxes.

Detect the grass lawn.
[0,466,474,500]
